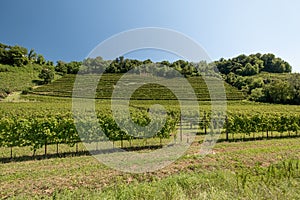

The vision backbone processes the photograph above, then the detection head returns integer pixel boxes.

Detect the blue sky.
[1,0,300,72]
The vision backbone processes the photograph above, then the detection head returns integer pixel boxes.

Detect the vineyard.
[1,99,300,159]
[2,4,300,198]
[1,68,300,199]
[30,73,244,100]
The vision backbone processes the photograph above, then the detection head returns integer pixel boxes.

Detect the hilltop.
[215,53,300,104]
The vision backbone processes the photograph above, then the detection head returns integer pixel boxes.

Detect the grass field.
[1,137,300,199]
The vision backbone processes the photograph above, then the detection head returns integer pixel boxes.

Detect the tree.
[36,54,46,65]
[261,54,291,73]
[28,49,37,62]
[242,63,259,76]
[8,45,28,66]
[66,61,81,74]
[248,77,264,91]
[55,60,67,74]
[39,68,54,84]
[249,88,264,101]
[288,74,300,104]
[263,80,294,104]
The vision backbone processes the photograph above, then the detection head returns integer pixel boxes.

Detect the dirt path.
[1,85,44,102]
[2,91,22,102]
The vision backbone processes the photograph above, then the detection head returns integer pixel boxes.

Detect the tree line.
[81,56,220,78]
[0,43,52,67]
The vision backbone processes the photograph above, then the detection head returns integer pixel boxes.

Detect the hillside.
[0,43,56,99]
[29,73,245,101]
[0,64,43,98]
[215,53,300,104]
[0,64,63,99]
[252,71,299,81]
[1,42,298,103]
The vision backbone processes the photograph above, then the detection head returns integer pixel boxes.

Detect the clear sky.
[1,0,300,72]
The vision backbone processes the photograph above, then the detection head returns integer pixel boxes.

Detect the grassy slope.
[0,64,42,92]
[0,64,62,100]
[253,71,299,81]
[1,137,299,199]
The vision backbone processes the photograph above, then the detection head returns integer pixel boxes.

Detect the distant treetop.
[0,43,53,67]
[215,53,292,75]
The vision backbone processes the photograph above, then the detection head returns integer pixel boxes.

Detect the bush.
[0,88,10,99]
[249,88,264,101]
[21,87,32,95]
[38,68,54,84]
